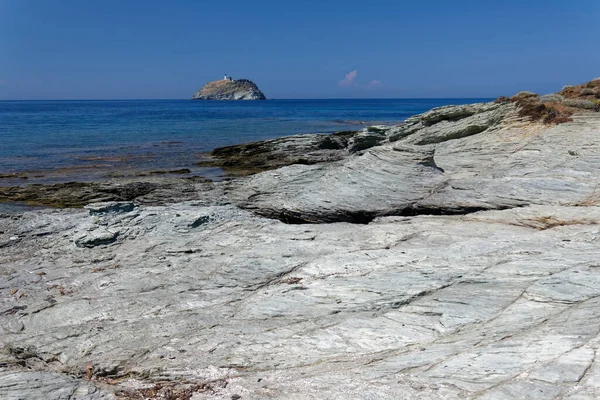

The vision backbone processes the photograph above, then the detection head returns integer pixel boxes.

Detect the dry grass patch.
[513,98,574,125]
[526,215,597,230]
[559,79,600,100]
[494,78,600,125]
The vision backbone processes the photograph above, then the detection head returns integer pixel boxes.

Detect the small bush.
[562,99,597,109]
[538,94,563,103]
[580,88,596,96]
[497,78,600,125]
[510,91,538,101]
[515,99,573,125]
[560,78,600,99]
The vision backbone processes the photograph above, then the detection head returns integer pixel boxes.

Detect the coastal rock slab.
[199,131,358,174]
[407,103,508,145]
[0,178,212,208]
[229,106,600,223]
[0,371,114,400]
[200,127,392,176]
[2,203,600,398]
[229,144,447,222]
[413,102,502,125]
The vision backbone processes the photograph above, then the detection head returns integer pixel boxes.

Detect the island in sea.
[191,74,267,100]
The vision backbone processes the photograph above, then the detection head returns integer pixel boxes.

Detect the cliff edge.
[191,77,267,100]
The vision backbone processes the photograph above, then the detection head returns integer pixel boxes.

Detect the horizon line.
[0,97,496,102]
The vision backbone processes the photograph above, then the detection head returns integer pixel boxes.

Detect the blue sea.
[0,99,490,185]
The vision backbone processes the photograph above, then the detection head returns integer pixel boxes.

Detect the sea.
[0,98,490,185]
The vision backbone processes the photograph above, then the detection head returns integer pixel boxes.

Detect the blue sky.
[1,0,598,99]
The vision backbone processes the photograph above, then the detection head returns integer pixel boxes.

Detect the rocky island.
[191,75,266,100]
[2,78,600,399]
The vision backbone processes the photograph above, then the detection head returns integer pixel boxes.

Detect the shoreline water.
[0,98,491,187]
[0,124,369,187]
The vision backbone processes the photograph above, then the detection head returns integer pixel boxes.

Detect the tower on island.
[224,74,233,82]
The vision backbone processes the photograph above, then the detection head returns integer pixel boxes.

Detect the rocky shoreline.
[2,82,600,399]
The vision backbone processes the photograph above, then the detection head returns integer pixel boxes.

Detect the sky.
[1,0,599,100]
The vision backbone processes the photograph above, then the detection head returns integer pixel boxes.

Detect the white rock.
[2,106,600,398]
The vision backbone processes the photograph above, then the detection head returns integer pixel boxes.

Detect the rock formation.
[228,100,600,223]
[2,80,600,399]
[191,78,266,100]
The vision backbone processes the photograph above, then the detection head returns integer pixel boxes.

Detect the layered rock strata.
[2,87,600,399]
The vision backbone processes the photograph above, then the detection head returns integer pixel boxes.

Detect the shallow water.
[0,98,490,184]
[0,201,47,214]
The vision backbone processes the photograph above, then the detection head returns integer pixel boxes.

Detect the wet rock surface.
[197,130,360,175]
[2,100,600,398]
[0,177,213,208]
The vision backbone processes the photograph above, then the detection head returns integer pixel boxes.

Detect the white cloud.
[339,70,357,86]
[367,80,382,88]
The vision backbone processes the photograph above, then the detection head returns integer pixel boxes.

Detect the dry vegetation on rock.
[495,78,600,125]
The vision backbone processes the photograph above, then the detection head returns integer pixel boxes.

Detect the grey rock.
[0,177,213,208]
[346,126,389,153]
[387,122,425,141]
[389,102,507,143]
[0,371,114,399]
[230,144,447,223]
[85,202,135,215]
[229,107,600,223]
[414,102,502,126]
[198,131,359,174]
[3,203,600,398]
[1,319,24,334]
[408,103,509,145]
[75,228,119,248]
